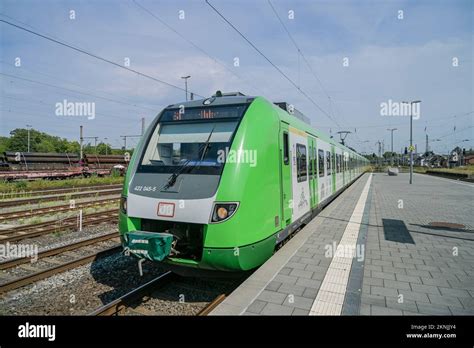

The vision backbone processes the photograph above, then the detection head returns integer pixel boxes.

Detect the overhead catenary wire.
[0,60,163,111]
[0,72,160,112]
[316,111,474,130]
[0,95,144,123]
[267,0,350,134]
[205,0,340,128]
[0,18,206,99]
[131,0,267,97]
[267,0,332,101]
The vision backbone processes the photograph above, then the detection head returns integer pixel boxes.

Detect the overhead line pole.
[120,135,141,151]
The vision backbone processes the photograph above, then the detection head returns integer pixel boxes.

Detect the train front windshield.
[138,120,239,174]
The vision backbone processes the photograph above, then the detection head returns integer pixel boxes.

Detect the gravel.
[0,223,119,263]
[0,251,168,315]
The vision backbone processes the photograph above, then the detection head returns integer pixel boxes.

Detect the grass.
[427,165,474,175]
[412,165,474,175]
[0,175,124,194]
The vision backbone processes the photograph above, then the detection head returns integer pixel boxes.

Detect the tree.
[3,128,125,156]
[36,139,56,153]
[383,151,396,159]
[96,142,112,155]
[66,141,80,154]
[0,136,9,153]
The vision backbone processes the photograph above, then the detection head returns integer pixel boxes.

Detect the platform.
[210,172,474,315]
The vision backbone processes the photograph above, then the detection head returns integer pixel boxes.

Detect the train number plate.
[157,202,175,217]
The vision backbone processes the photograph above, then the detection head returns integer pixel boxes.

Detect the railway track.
[0,197,119,221]
[0,209,118,243]
[0,232,119,271]
[0,183,123,200]
[0,243,121,294]
[89,271,229,316]
[0,187,122,208]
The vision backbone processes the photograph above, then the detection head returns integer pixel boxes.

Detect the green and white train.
[119,92,368,274]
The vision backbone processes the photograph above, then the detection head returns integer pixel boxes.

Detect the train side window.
[283,132,289,165]
[326,151,331,175]
[296,143,307,182]
[309,146,313,178]
[318,149,324,177]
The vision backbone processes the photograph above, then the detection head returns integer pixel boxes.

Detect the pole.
[141,117,145,136]
[410,107,413,184]
[390,131,393,166]
[79,209,83,232]
[181,75,191,101]
[80,125,83,160]
[27,127,30,152]
[185,79,188,101]
[387,128,397,166]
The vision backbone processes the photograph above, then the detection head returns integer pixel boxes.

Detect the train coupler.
[123,231,174,262]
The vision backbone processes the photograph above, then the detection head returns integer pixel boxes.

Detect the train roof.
[164,92,365,159]
[165,92,254,109]
[267,98,365,159]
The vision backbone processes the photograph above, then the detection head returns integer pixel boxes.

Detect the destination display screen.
[160,104,247,122]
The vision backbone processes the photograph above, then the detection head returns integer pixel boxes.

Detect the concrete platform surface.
[210,173,474,316]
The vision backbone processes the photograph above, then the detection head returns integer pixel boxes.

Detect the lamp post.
[402,100,421,184]
[387,128,397,165]
[181,75,191,101]
[26,124,32,152]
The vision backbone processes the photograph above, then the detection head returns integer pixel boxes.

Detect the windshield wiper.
[160,125,216,191]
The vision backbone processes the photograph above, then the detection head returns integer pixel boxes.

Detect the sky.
[0,0,472,154]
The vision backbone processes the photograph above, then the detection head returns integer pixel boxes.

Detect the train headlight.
[120,196,127,214]
[217,207,228,220]
[211,202,238,223]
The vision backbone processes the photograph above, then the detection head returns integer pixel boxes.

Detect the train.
[119,92,368,275]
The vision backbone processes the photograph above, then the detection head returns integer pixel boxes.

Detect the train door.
[279,122,292,227]
[343,151,347,186]
[289,126,310,221]
[335,147,343,191]
[331,145,336,194]
[318,139,331,202]
[308,136,317,208]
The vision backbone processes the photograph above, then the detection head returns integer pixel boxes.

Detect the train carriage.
[119,92,368,274]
